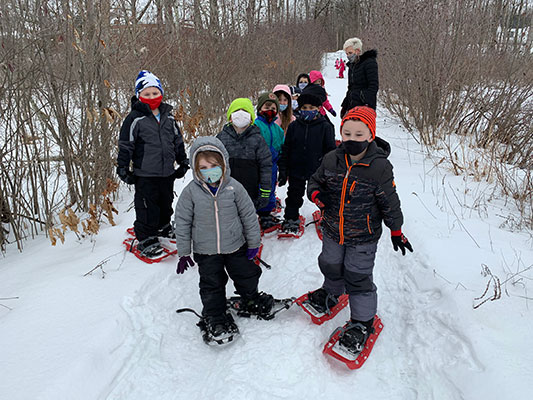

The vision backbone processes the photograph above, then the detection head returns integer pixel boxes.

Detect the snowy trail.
[2,53,532,400]
[94,55,506,400]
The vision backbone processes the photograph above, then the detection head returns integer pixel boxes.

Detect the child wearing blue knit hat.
[116,70,189,258]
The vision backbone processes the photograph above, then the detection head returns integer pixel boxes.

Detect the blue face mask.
[300,109,318,121]
[200,166,223,184]
[291,99,299,110]
[279,104,288,112]
[298,82,308,90]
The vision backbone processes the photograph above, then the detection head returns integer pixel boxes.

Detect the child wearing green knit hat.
[216,98,273,212]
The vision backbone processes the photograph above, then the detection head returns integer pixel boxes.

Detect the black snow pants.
[284,176,307,220]
[194,244,262,317]
[133,176,175,241]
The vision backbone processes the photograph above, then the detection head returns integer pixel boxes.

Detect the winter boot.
[338,319,374,354]
[306,287,340,314]
[260,215,281,231]
[157,223,176,239]
[200,312,239,345]
[239,292,275,317]
[137,236,164,258]
[280,218,300,234]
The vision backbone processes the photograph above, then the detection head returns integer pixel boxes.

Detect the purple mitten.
[246,247,260,260]
[176,255,195,274]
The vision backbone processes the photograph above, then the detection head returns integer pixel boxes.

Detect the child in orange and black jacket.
[305,106,413,353]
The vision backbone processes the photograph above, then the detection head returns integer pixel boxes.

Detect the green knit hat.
[256,92,279,113]
[227,98,256,124]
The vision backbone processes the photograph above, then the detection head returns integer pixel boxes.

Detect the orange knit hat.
[340,106,376,139]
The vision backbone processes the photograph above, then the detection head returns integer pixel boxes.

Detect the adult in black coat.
[340,37,379,117]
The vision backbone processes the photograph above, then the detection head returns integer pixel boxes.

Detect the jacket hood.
[227,98,256,124]
[348,49,378,66]
[189,136,231,185]
[309,70,326,87]
[337,136,391,163]
[296,73,311,86]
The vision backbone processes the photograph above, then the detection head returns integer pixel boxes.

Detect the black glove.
[256,195,270,210]
[330,109,337,117]
[391,231,414,256]
[117,166,135,185]
[174,160,189,179]
[278,171,287,187]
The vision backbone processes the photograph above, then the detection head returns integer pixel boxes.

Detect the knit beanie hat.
[341,106,376,139]
[257,92,280,113]
[297,84,326,107]
[135,70,164,98]
[227,98,256,124]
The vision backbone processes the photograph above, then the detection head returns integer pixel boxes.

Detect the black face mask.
[343,140,369,156]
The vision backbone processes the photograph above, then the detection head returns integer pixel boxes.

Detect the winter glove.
[246,247,260,260]
[330,109,337,117]
[311,190,329,209]
[278,171,287,187]
[257,192,271,210]
[176,255,195,274]
[173,160,189,179]
[391,230,414,256]
[116,166,135,185]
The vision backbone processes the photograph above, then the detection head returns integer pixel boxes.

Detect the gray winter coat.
[174,136,261,256]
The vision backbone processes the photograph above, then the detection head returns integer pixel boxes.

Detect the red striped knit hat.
[341,106,376,139]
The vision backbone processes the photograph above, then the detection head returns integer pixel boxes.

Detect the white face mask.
[231,110,251,129]
[291,99,299,110]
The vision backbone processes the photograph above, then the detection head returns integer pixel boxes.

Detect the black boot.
[199,312,239,345]
[239,292,275,316]
[306,287,339,314]
[137,236,163,258]
[338,318,374,354]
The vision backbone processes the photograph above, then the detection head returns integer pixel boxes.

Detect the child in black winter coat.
[306,106,413,353]
[116,70,189,257]
[216,98,272,211]
[277,84,336,233]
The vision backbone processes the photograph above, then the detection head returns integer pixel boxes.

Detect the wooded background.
[0,0,531,252]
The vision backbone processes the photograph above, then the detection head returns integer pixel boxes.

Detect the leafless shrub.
[0,1,333,253]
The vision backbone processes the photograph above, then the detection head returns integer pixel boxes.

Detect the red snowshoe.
[124,228,177,264]
[278,215,306,239]
[323,315,383,370]
[295,291,349,325]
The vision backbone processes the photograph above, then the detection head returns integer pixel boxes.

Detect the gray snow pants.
[319,234,378,321]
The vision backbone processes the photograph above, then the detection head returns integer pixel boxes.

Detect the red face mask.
[139,95,162,110]
[260,109,277,123]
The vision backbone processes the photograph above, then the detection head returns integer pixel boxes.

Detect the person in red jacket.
[305,106,413,354]
[338,59,345,79]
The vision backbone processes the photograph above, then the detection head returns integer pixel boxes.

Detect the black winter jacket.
[216,124,272,202]
[341,49,379,111]
[278,115,336,181]
[117,97,187,177]
[307,137,403,245]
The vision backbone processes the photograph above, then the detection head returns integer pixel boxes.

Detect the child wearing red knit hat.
[305,106,413,355]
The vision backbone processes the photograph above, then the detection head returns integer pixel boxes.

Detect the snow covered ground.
[1,53,532,400]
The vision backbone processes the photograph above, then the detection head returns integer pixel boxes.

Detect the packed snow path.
[1,53,531,400]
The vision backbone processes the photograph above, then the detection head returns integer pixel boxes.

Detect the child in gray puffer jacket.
[174,136,275,344]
